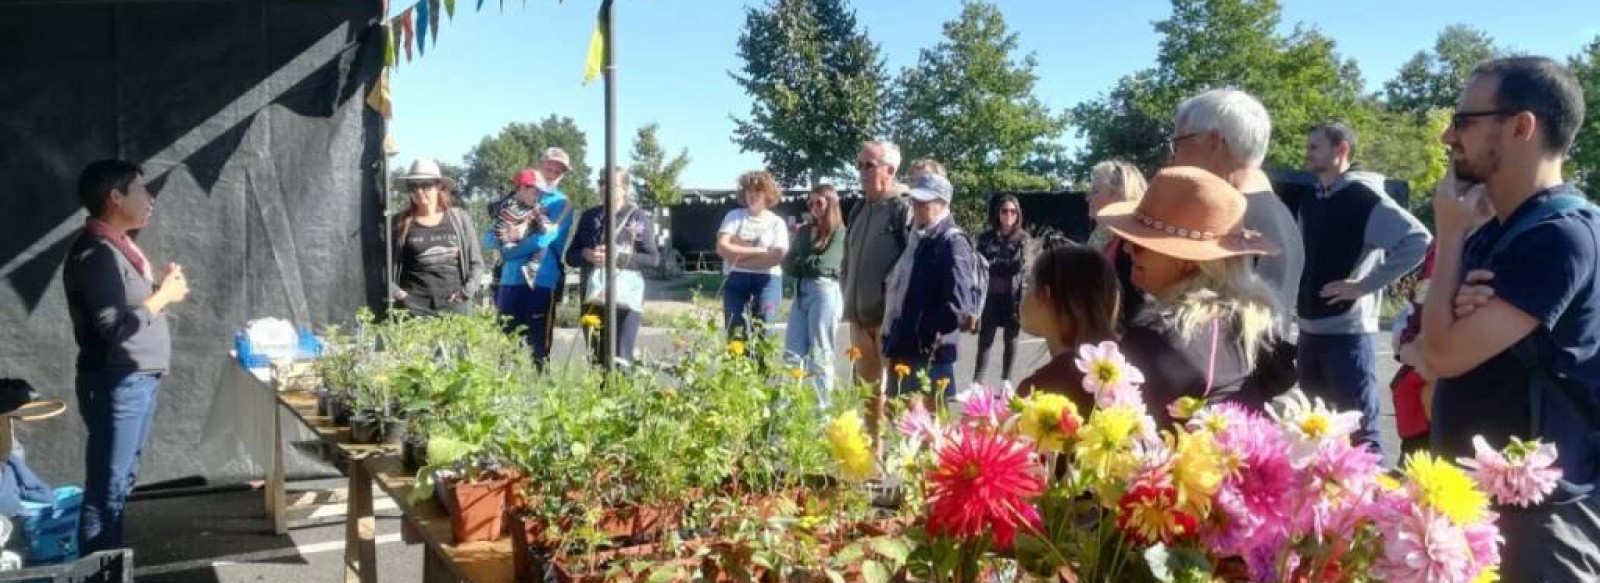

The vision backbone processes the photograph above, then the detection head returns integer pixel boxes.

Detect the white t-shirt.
[718,208,790,275]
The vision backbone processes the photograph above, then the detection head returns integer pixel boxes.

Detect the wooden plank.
[367,457,517,583]
[344,457,378,583]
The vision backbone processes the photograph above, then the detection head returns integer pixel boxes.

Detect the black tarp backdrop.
[0,0,385,486]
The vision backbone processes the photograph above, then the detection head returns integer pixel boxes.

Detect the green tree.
[461,115,596,210]
[628,123,691,209]
[1569,36,1600,191]
[731,0,889,186]
[1068,0,1364,177]
[1342,106,1450,223]
[890,0,1068,227]
[1382,25,1499,117]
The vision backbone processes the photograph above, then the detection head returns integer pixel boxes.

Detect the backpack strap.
[1490,193,1600,435]
[1488,194,1588,259]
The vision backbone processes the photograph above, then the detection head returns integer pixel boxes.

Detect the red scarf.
[84,218,153,282]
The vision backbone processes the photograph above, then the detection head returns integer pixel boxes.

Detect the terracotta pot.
[442,473,515,543]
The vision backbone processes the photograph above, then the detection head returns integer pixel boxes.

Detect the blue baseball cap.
[908,174,953,203]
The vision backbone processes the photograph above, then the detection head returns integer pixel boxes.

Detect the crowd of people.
[63,53,1599,578]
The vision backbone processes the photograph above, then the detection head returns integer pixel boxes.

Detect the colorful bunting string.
[398,9,415,62]
[444,0,456,19]
[415,0,428,55]
[428,0,442,47]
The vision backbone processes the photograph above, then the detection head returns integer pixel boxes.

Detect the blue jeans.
[496,284,559,367]
[887,361,956,401]
[77,369,162,553]
[722,272,781,341]
[1297,333,1384,457]
[785,278,842,404]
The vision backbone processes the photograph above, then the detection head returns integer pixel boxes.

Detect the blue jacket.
[485,190,574,290]
[883,216,981,365]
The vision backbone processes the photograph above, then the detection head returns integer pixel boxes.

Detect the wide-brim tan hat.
[1095,166,1276,262]
[398,157,456,190]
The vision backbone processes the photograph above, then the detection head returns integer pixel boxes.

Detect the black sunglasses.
[1165,132,1199,155]
[1451,109,1513,130]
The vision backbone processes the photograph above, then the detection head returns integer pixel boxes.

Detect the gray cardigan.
[389,208,485,300]
[64,234,171,373]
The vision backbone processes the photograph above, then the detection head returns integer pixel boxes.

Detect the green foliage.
[1344,107,1450,223]
[889,0,1069,229]
[1068,0,1365,178]
[461,115,597,210]
[1382,25,1500,118]
[731,0,889,186]
[1569,36,1600,192]
[628,123,691,209]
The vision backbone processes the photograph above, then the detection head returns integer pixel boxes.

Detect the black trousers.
[973,301,1021,384]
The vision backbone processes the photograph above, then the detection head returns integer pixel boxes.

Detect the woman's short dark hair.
[77,160,143,217]
[1029,241,1120,349]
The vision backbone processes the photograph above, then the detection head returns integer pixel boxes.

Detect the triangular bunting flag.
[399,9,415,62]
[444,0,456,19]
[582,0,614,84]
[366,69,393,121]
[428,0,441,47]
[477,0,484,11]
[383,23,396,68]
[415,0,428,54]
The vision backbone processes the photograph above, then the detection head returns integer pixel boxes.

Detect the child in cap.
[491,168,549,249]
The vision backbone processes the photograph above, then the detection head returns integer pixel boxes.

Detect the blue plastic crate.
[17,487,81,567]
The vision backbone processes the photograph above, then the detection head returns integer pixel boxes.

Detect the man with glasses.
[485,147,575,368]
[1168,89,1304,313]
[1168,88,1304,397]
[1296,121,1431,460]
[1421,56,1599,579]
[842,141,913,399]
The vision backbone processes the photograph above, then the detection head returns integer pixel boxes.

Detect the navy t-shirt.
[1432,185,1600,492]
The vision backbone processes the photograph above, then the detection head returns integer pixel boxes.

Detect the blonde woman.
[716,171,790,341]
[1087,159,1149,328]
[1097,167,1282,428]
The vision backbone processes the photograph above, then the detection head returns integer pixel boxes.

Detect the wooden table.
[256,367,516,583]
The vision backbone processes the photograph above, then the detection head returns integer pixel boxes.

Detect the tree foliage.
[628,123,691,209]
[731,0,888,186]
[1569,36,1600,191]
[1382,25,1500,117]
[1068,0,1364,178]
[461,116,596,210]
[889,0,1069,228]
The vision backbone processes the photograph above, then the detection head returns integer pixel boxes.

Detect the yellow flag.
[582,0,613,84]
[366,69,393,120]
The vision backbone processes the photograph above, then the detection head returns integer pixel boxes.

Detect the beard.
[1452,147,1499,184]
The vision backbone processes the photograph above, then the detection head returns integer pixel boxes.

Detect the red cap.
[513,168,539,188]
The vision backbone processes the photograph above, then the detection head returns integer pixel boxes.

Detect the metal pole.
[602,0,618,372]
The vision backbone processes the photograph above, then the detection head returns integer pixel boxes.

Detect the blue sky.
[388,0,1600,189]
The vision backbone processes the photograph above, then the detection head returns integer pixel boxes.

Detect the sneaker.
[1001,380,1015,398]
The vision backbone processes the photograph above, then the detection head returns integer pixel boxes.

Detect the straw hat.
[398,158,456,190]
[1095,166,1275,261]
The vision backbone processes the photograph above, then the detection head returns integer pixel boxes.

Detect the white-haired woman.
[1096,166,1283,428]
[1086,159,1149,330]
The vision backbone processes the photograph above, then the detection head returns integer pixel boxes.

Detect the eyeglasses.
[856,160,885,172]
[1451,109,1513,130]
[408,181,439,191]
[1165,132,1199,155]
[999,207,1019,215]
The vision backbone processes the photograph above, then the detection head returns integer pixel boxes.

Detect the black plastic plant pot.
[383,418,409,448]
[348,412,384,444]
[314,389,333,418]
[402,438,429,472]
[330,398,353,426]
